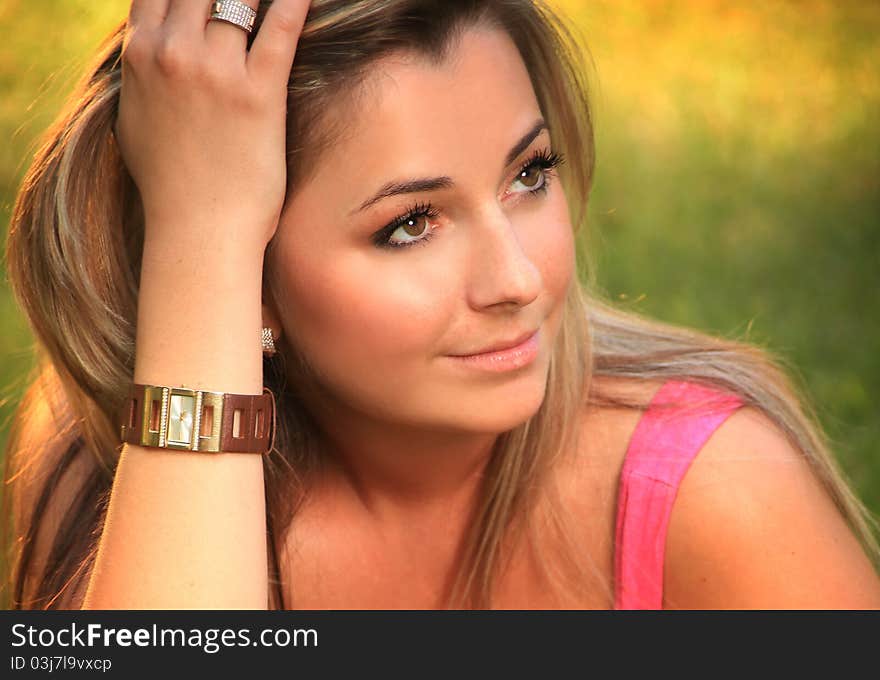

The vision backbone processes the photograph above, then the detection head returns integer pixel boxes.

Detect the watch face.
[168,393,195,446]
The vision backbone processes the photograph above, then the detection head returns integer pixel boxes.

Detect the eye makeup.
[370,147,566,251]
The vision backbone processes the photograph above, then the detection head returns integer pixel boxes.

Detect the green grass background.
[1,0,878,602]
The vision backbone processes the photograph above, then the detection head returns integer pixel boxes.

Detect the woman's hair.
[4,0,879,609]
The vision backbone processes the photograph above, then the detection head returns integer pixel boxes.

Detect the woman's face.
[265,24,575,435]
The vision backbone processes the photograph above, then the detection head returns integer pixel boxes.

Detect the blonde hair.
[4,0,878,609]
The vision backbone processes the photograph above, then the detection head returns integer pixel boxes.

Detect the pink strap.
[613,380,744,609]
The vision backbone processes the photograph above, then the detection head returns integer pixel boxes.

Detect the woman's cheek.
[527,203,575,302]
[552,219,576,296]
[288,252,453,367]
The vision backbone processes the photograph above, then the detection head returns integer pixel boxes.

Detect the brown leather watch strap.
[219,390,275,453]
[120,383,276,454]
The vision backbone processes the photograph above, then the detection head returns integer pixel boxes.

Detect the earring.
[261,327,277,357]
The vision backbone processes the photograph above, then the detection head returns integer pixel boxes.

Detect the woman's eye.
[508,149,564,198]
[388,214,432,245]
[512,164,546,192]
[373,200,440,250]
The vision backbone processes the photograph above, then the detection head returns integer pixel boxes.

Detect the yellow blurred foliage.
[548,0,880,153]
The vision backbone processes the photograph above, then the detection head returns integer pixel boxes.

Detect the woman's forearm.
[82,227,270,609]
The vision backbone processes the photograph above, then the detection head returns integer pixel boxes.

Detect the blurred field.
[1,0,878,553]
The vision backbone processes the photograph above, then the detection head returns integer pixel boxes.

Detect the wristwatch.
[120,383,276,454]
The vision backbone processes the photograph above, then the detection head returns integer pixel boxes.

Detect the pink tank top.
[613,379,745,609]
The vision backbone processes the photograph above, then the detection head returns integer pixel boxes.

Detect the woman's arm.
[81,0,311,609]
[663,406,880,609]
[81,237,268,609]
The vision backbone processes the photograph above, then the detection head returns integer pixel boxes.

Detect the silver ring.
[208,0,257,35]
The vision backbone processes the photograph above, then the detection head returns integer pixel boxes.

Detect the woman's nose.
[465,207,542,311]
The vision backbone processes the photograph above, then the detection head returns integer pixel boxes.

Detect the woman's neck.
[307,397,500,525]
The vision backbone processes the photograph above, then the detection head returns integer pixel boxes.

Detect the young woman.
[4,0,880,610]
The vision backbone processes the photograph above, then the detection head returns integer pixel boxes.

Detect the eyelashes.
[371,147,566,250]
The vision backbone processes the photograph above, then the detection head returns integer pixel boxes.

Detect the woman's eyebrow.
[349,117,549,216]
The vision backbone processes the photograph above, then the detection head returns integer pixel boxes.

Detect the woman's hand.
[115,0,310,251]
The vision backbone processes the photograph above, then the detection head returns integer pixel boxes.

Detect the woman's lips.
[445,329,540,372]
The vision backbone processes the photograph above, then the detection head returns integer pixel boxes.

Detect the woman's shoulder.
[663,404,880,608]
[573,375,880,608]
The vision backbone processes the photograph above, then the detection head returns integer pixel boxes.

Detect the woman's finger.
[163,0,213,42]
[128,0,170,32]
[204,0,261,55]
[247,0,311,83]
